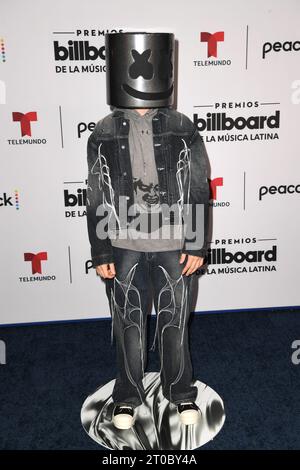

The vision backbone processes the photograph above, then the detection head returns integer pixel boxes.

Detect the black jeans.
[105,246,198,408]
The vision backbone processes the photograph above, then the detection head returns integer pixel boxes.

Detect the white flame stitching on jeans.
[110,262,145,402]
[150,265,188,400]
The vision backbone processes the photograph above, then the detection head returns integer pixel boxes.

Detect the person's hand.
[96,263,116,279]
[179,253,204,276]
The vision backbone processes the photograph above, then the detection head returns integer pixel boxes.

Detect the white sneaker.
[112,405,135,429]
[177,402,200,425]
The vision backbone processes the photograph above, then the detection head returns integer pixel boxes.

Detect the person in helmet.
[86,32,210,429]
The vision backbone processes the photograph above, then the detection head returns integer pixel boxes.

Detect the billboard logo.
[64,184,87,218]
[54,41,105,62]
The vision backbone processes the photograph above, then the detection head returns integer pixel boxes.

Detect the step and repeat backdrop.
[1,0,299,324]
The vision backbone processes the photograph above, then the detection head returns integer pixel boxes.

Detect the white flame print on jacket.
[175,137,191,223]
[86,142,121,230]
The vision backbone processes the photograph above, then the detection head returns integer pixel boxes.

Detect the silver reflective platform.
[81,372,225,450]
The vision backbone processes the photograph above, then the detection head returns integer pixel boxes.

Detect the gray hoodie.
[110,107,184,252]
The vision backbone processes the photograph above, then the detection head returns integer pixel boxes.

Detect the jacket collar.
[112,106,171,119]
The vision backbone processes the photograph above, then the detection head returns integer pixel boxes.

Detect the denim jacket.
[86,107,210,267]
